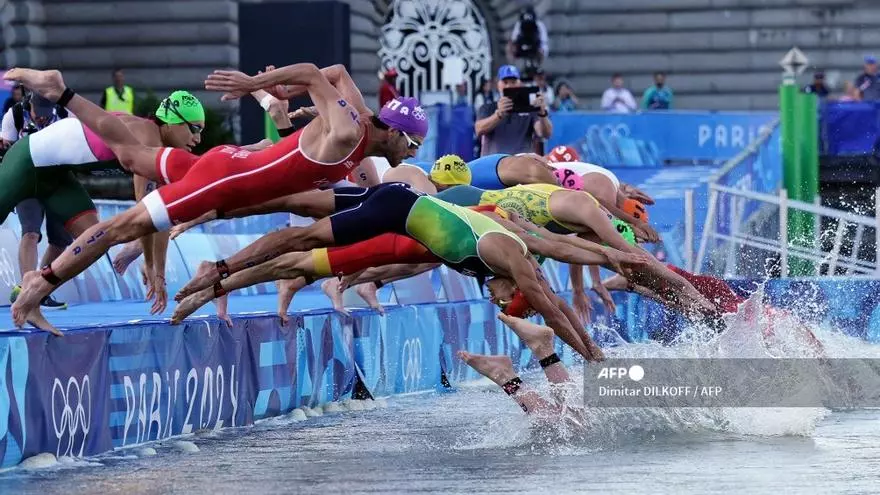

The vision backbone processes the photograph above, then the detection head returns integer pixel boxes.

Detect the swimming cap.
[378,97,428,138]
[622,198,649,222]
[431,154,471,186]
[612,218,637,246]
[503,289,535,318]
[546,145,580,163]
[554,168,584,191]
[155,90,205,125]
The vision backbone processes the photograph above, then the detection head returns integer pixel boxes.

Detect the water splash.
[472,286,880,451]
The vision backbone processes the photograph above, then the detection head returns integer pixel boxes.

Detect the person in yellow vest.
[100,68,135,114]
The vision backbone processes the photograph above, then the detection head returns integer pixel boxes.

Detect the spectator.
[855,55,880,101]
[601,73,637,114]
[553,81,579,112]
[378,67,399,108]
[2,84,24,115]
[839,81,860,102]
[100,68,135,114]
[641,71,674,110]
[506,6,549,66]
[803,70,830,98]
[532,68,555,108]
[473,78,497,109]
[475,65,552,156]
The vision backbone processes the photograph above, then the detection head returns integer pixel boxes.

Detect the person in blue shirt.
[641,72,674,110]
[803,70,830,98]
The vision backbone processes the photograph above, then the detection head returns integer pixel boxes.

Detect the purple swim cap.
[378,97,428,138]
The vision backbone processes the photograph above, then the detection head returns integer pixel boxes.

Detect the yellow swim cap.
[430,154,471,186]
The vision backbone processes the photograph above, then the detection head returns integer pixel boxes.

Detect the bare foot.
[23,305,63,337]
[176,261,220,302]
[355,283,384,314]
[11,271,50,328]
[497,313,555,358]
[171,287,214,324]
[3,68,65,101]
[112,241,143,275]
[276,278,307,325]
[457,351,517,387]
[321,279,349,315]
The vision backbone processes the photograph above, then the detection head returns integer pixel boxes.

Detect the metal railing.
[694,185,880,277]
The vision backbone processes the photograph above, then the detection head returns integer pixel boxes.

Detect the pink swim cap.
[554,168,583,191]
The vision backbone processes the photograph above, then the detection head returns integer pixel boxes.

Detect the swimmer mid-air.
[3,64,425,332]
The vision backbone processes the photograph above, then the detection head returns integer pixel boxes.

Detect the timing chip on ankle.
[40,265,62,285]
[501,376,522,396]
[539,353,561,369]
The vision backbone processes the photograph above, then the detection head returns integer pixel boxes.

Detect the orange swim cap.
[622,198,649,222]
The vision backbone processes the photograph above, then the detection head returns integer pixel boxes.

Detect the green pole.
[800,91,819,205]
[265,113,281,143]
[780,76,801,202]
[780,76,811,275]
[789,91,819,275]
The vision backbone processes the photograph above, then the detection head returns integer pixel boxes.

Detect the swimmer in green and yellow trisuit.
[172,183,654,362]
[434,183,717,316]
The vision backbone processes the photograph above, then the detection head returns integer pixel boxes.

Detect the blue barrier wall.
[2,275,880,467]
[820,102,880,156]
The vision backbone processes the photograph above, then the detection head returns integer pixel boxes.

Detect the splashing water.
[482,285,880,451]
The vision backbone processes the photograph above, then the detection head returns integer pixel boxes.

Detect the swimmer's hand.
[602,247,649,277]
[288,106,318,120]
[620,183,655,205]
[170,210,218,240]
[632,222,661,244]
[146,272,168,315]
[592,284,616,314]
[213,294,234,327]
[572,290,592,325]
[206,70,258,101]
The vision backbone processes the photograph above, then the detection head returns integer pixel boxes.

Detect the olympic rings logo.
[401,338,423,392]
[52,375,92,458]
[0,248,15,287]
[412,106,427,120]
[586,124,631,140]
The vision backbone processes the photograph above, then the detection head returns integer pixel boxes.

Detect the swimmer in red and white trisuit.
[602,265,825,355]
[4,64,428,332]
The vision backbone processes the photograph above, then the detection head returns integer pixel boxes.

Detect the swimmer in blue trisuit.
[460,313,580,417]
[467,153,558,190]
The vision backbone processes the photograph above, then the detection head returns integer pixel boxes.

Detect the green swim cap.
[155,90,205,125]
[612,218,637,246]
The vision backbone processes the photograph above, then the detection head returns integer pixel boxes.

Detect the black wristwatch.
[537,110,548,118]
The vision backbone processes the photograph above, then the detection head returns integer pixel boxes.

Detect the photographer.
[475,65,552,156]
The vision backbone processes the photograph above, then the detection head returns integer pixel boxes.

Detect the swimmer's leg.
[498,314,570,385]
[457,351,552,415]
[5,69,163,171]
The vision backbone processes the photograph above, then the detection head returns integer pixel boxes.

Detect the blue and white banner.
[548,111,778,167]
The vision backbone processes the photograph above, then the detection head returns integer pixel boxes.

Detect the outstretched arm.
[206,63,361,142]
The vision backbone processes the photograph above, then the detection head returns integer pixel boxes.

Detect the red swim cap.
[502,289,534,318]
[546,145,580,163]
